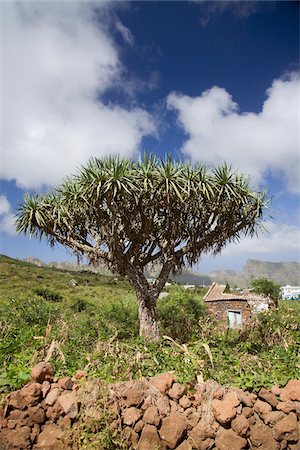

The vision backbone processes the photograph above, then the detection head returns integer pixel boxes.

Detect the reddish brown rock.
[231,415,249,437]
[170,399,184,413]
[30,423,40,444]
[168,383,186,400]
[271,385,282,396]
[253,399,272,417]
[74,370,87,379]
[273,412,299,441]
[0,426,31,449]
[31,362,54,383]
[176,440,192,450]
[27,406,46,425]
[46,402,64,421]
[156,396,171,416]
[8,391,27,410]
[57,377,73,391]
[20,383,42,406]
[258,387,279,408]
[241,406,253,418]
[138,424,166,450]
[188,420,211,447]
[45,387,62,406]
[123,426,139,447]
[277,401,297,414]
[58,391,78,419]
[159,412,187,449]
[122,407,142,426]
[150,372,176,393]
[41,381,51,398]
[35,423,63,449]
[143,406,160,426]
[250,422,277,450]
[264,410,286,426]
[187,411,201,429]
[212,392,240,425]
[123,387,145,407]
[215,427,247,450]
[7,410,28,421]
[134,419,145,433]
[179,395,192,409]
[280,380,300,402]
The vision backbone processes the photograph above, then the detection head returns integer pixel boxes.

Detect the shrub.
[34,288,63,302]
[70,298,92,313]
[158,290,205,342]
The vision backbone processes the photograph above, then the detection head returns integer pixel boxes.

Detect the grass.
[0,254,299,396]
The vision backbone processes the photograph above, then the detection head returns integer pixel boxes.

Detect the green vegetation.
[0,254,299,396]
[16,155,268,340]
[250,277,281,300]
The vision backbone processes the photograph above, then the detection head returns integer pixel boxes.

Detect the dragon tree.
[16,155,268,341]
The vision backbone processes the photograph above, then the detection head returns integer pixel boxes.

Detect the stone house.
[204,282,274,328]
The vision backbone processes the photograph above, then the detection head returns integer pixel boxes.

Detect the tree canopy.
[17,155,268,340]
[250,278,281,300]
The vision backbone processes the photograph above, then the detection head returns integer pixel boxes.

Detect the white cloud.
[0,195,16,236]
[221,221,300,257]
[167,73,300,193]
[0,2,155,189]
[116,19,135,46]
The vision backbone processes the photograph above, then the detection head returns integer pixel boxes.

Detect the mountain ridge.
[19,256,300,288]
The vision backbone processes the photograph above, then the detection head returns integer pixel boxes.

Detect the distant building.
[204,282,274,329]
[280,285,300,300]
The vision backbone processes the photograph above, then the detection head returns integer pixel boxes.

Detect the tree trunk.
[137,290,159,341]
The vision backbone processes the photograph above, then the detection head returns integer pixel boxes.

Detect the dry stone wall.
[0,363,299,450]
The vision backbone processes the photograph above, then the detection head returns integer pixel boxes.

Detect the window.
[227,310,242,328]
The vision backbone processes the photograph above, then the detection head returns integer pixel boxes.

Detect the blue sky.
[0,1,299,274]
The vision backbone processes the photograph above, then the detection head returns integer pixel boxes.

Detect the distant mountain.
[20,256,300,288]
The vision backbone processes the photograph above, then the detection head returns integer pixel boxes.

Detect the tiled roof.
[203,282,266,303]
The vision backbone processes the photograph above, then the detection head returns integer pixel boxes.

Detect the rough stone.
[188,420,211,447]
[31,362,54,383]
[0,426,31,449]
[20,383,42,406]
[241,406,253,418]
[156,396,171,416]
[27,406,46,425]
[134,419,145,433]
[46,402,64,421]
[58,391,78,419]
[273,412,299,441]
[143,406,160,426]
[250,422,277,450]
[176,440,192,450]
[159,412,187,449]
[122,407,142,426]
[215,427,247,450]
[8,391,27,410]
[253,399,272,417]
[258,387,279,408]
[271,385,282,396]
[57,377,73,391]
[179,395,192,409]
[41,381,51,398]
[150,372,176,393]
[138,424,166,450]
[35,423,63,449]
[277,401,297,414]
[212,392,240,425]
[45,388,62,406]
[123,387,144,407]
[168,383,186,400]
[280,380,300,402]
[231,414,249,437]
[264,410,286,426]
[74,370,87,379]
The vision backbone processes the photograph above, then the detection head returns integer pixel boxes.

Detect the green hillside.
[0,254,299,395]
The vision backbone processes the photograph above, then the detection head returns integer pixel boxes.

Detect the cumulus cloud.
[0,2,155,189]
[219,221,300,257]
[167,73,300,193]
[0,195,16,236]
